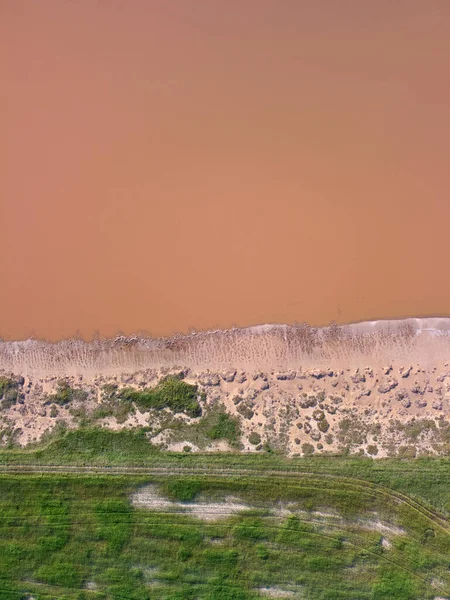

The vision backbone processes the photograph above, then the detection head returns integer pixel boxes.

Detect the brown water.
[2,1,450,341]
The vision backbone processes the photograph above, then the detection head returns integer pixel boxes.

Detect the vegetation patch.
[207,412,240,445]
[44,379,88,406]
[0,376,21,408]
[118,375,202,417]
[164,479,202,502]
[249,431,262,445]
[2,457,450,600]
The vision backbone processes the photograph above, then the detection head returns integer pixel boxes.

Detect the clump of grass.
[302,442,315,456]
[393,419,437,442]
[367,444,379,456]
[318,419,330,433]
[33,427,156,463]
[338,417,367,447]
[207,412,240,445]
[118,375,202,417]
[0,376,20,408]
[236,402,254,420]
[164,479,202,502]
[248,431,261,445]
[44,379,88,406]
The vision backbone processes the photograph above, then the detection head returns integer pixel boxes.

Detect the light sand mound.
[258,588,295,597]
[360,516,405,536]
[130,485,250,520]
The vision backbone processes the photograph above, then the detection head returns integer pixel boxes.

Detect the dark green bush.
[207,412,240,444]
[165,479,201,502]
[236,402,254,420]
[318,419,330,433]
[367,444,379,456]
[118,376,202,417]
[46,379,88,406]
[301,443,315,456]
[248,431,261,445]
[0,376,20,408]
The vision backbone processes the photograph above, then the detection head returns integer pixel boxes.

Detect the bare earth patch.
[131,485,250,521]
[257,588,295,598]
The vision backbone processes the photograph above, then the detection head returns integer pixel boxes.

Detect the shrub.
[236,402,254,420]
[318,419,330,433]
[248,431,261,445]
[397,445,417,458]
[46,380,88,406]
[118,376,202,417]
[166,479,201,502]
[367,444,379,456]
[312,409,325,421]
[0,377,20,408]
[207,412,240,444]
[301,443,315,456]
[256,544,269,560]
[102,383,118,400]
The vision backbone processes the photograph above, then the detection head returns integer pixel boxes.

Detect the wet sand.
[2,318,450,377]
[2,2,450,341]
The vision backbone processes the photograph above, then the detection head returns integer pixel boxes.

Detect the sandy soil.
[2,319,450,456]
[131,485,250,521]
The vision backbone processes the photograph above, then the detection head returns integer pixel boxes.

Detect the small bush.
[248,431,261,445]
[46,380,88,406]
[102,383,118,400]
[236,403,254,420]
[0,377,20,408]
[177,547,192,562]
[166,479,201,502]
[207,412,240,444]
[317,419,330,433]
[367,444,379,456]
[256,544,269,560]
[118,376,202,417]
[397,445,417,458]
[312,409,325,421]
[301,443,315,456]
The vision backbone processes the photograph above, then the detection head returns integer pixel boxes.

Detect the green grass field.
[1,429,450,599]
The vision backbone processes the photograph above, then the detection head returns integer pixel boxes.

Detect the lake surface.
[2,1,450,341]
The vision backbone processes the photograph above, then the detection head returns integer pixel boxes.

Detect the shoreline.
[2,316,450,456]
[2,316,450,377]
[3,315,450,345]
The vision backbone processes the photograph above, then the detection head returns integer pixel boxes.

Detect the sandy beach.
[2,318,450,457]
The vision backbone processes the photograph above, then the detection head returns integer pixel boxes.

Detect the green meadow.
[1,429,450,599]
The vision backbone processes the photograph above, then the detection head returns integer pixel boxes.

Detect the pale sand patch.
[272,504,342,520]
[131,485,250,520]
[258,588,295,598]
[131,485,173,510]
[381,536,392,549]
[359,518,405,536]
[166,441,199,452]
[84,582,97,590]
